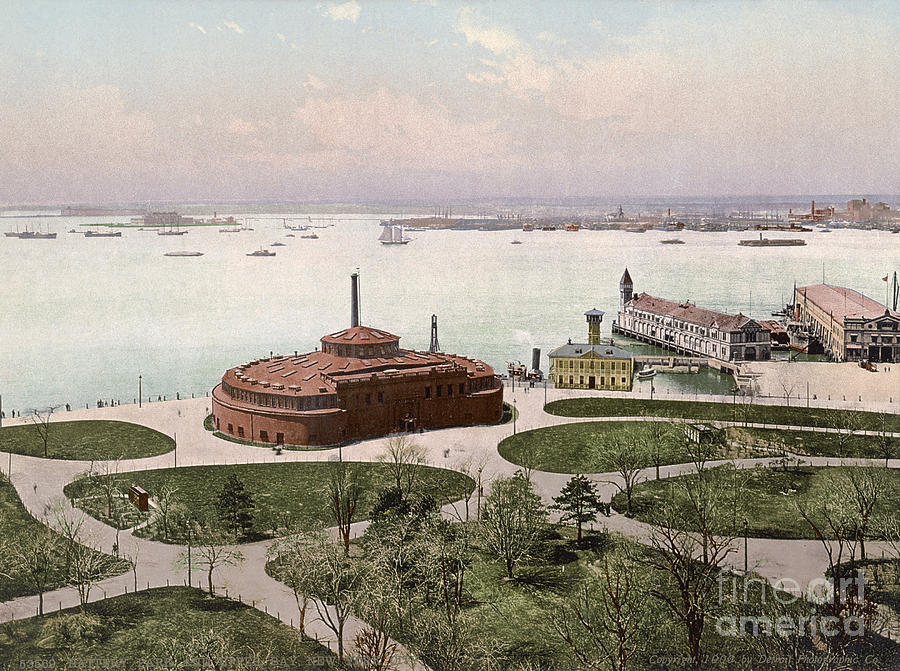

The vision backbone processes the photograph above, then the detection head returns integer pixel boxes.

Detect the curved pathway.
[1,386,898,663]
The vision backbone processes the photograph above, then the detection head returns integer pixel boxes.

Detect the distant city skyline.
[1,0,897,204]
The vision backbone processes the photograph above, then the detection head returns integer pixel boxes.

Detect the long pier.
[613,324,741,375]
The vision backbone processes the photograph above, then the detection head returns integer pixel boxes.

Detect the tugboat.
[660,239,685,244]
[300,232,319,239]
[247,248,276,257]
[637,367,657,380]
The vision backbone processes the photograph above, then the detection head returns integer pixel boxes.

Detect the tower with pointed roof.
[619,268,633,310]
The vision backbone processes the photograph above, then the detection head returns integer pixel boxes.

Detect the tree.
[380,435,427,498]
[834,466,889,561]
[480,472,546,579]
[31,406,59,458]
[217,473,255,538]
[600,427,651,515]
[825,408,861,458]
[554,549,654,671]
[553,474,605,541]
[875,413,896,466]
[68,537,118,609]
[267,525,326,638]
[291,535,364,662]
[151,483,181,541]
[182,526,244,595]
[644,419,676,480]
[329,463,361,554]
[4,523,60,616]
[47,499,86,577]
[87,459,124,519]
[643,470,737,670]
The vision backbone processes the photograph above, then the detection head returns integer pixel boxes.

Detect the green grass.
[0,587,335,669]
[65,462,475,543]
[0,476,129,602]
[729,426,897,460]
[614,466,900,539]
[545,397,900,432]
[498,421,756,474]
[0,420,173,460]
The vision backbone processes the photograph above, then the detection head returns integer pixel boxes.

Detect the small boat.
[164,251,203,257]
[219,227,242,233]
[285,234,295,238]
[522,223,534,232]
[564,223,580,232]
[379,225,409,244]
[68,229,78,233]
[637,368,657,380]
[247,248,276,257]
[660,239,685,244]
[84,230,122,237]
[157,229,188,236]
[300,232,319,240]
[18,231,57,239]
[271,242,286,247]
[510,240,523,245]
[541,225,557,231]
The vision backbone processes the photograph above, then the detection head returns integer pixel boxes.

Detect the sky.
[0,0,897,203]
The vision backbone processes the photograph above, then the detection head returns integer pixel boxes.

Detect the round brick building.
[211,322,503,447]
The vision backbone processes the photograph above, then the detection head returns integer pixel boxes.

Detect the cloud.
[188,22,207,34]
[302,74,327,90]
[276,33,286,41]
[535,31,565,45]
[323,1,361,23]
[456,6,519,54]
[222,20,244,35]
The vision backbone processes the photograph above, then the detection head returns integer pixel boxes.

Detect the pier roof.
[630,293,759,332]
[795,284,899,323]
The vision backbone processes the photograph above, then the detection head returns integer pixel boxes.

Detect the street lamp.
[543,378,547,407]
[139,375,142,409]
[743,518,749,574]
[731,387,737,422]
[513,398,517,435]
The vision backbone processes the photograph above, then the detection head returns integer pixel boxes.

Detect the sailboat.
[379,224,410,245]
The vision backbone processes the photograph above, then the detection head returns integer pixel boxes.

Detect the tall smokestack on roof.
[350,272,360,328]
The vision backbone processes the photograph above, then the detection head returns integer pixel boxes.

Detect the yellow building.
[549,309,635,391]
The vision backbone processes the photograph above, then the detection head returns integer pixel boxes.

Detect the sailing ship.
[379,225,410,245]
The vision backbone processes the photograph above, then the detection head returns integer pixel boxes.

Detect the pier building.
[792,284,899,363]
[613,269,771,366]
[211,274,503,446]
[549,309,635,391]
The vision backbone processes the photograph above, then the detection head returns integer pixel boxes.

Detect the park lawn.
[729,426,895,459]
[0,476,129,602]
[614,466,900,540]
[0,587,335,669]
[545,397,900,432]
[65,462,474,543]
[498,421,757,474]
[0,420,173,460]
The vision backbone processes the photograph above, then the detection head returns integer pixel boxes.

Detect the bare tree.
[47,499,86,576]
[644,419,676,480]
[643,472,737,670]
[874,413,896,466]
[3,522,60,616]
[329,463,361,554]
[68,536,118,608]
[600,427,651,515]
[449,454,487,522]
[554,549,654,671]
[151,482,181,541]
[88,459,124,519]
[825,408,861,458]
[834,466,890,561]
[480,472,546,579]
[31,406,60,458]
[267,525,326,638]
[124,539,141,593]
[380,435,427,498]
[181,527,244,595]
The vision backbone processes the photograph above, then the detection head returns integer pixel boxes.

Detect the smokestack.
[531,347,541,372]
[350,273,360,328]
[811,200,815,215]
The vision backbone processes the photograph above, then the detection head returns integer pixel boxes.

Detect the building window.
[621,377,626,384]
[448,385,453,396]
[579,375,584,384]
[227,423,233,433]
[378,392,383,403]
[365,393,371,404]
[260,430,269,442]
[237,426,244,437]
[459,383,464,395]
[425,386,431,398]
[437,385,442,397]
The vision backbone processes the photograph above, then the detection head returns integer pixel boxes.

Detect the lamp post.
[731,387,737,422]
[138,376,142,409]
[543,378,547,407]
[513,398,517,435]
[743,518,749,574]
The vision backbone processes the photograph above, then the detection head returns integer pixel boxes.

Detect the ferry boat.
[301,232,319,240]
[522,223,534,232]
[660,239,685,244]
[164,251,203,257]
[247,248,276,257]
[510,240,523,245]
[84,230,122,237]
[17,230,57,239]
[738,233,806,247]
[564,223,580,232]
[637,368,657,380]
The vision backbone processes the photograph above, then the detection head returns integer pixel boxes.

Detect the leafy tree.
[217,473,255,538]
[552,474,605,541]
[267,524,326,638]
[480,472,546,579]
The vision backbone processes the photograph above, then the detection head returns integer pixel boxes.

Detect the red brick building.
[211,290,503,446]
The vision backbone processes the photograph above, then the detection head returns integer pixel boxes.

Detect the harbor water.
[1,214,898,412]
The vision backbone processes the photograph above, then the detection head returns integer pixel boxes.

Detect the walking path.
[1,385,897,665]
